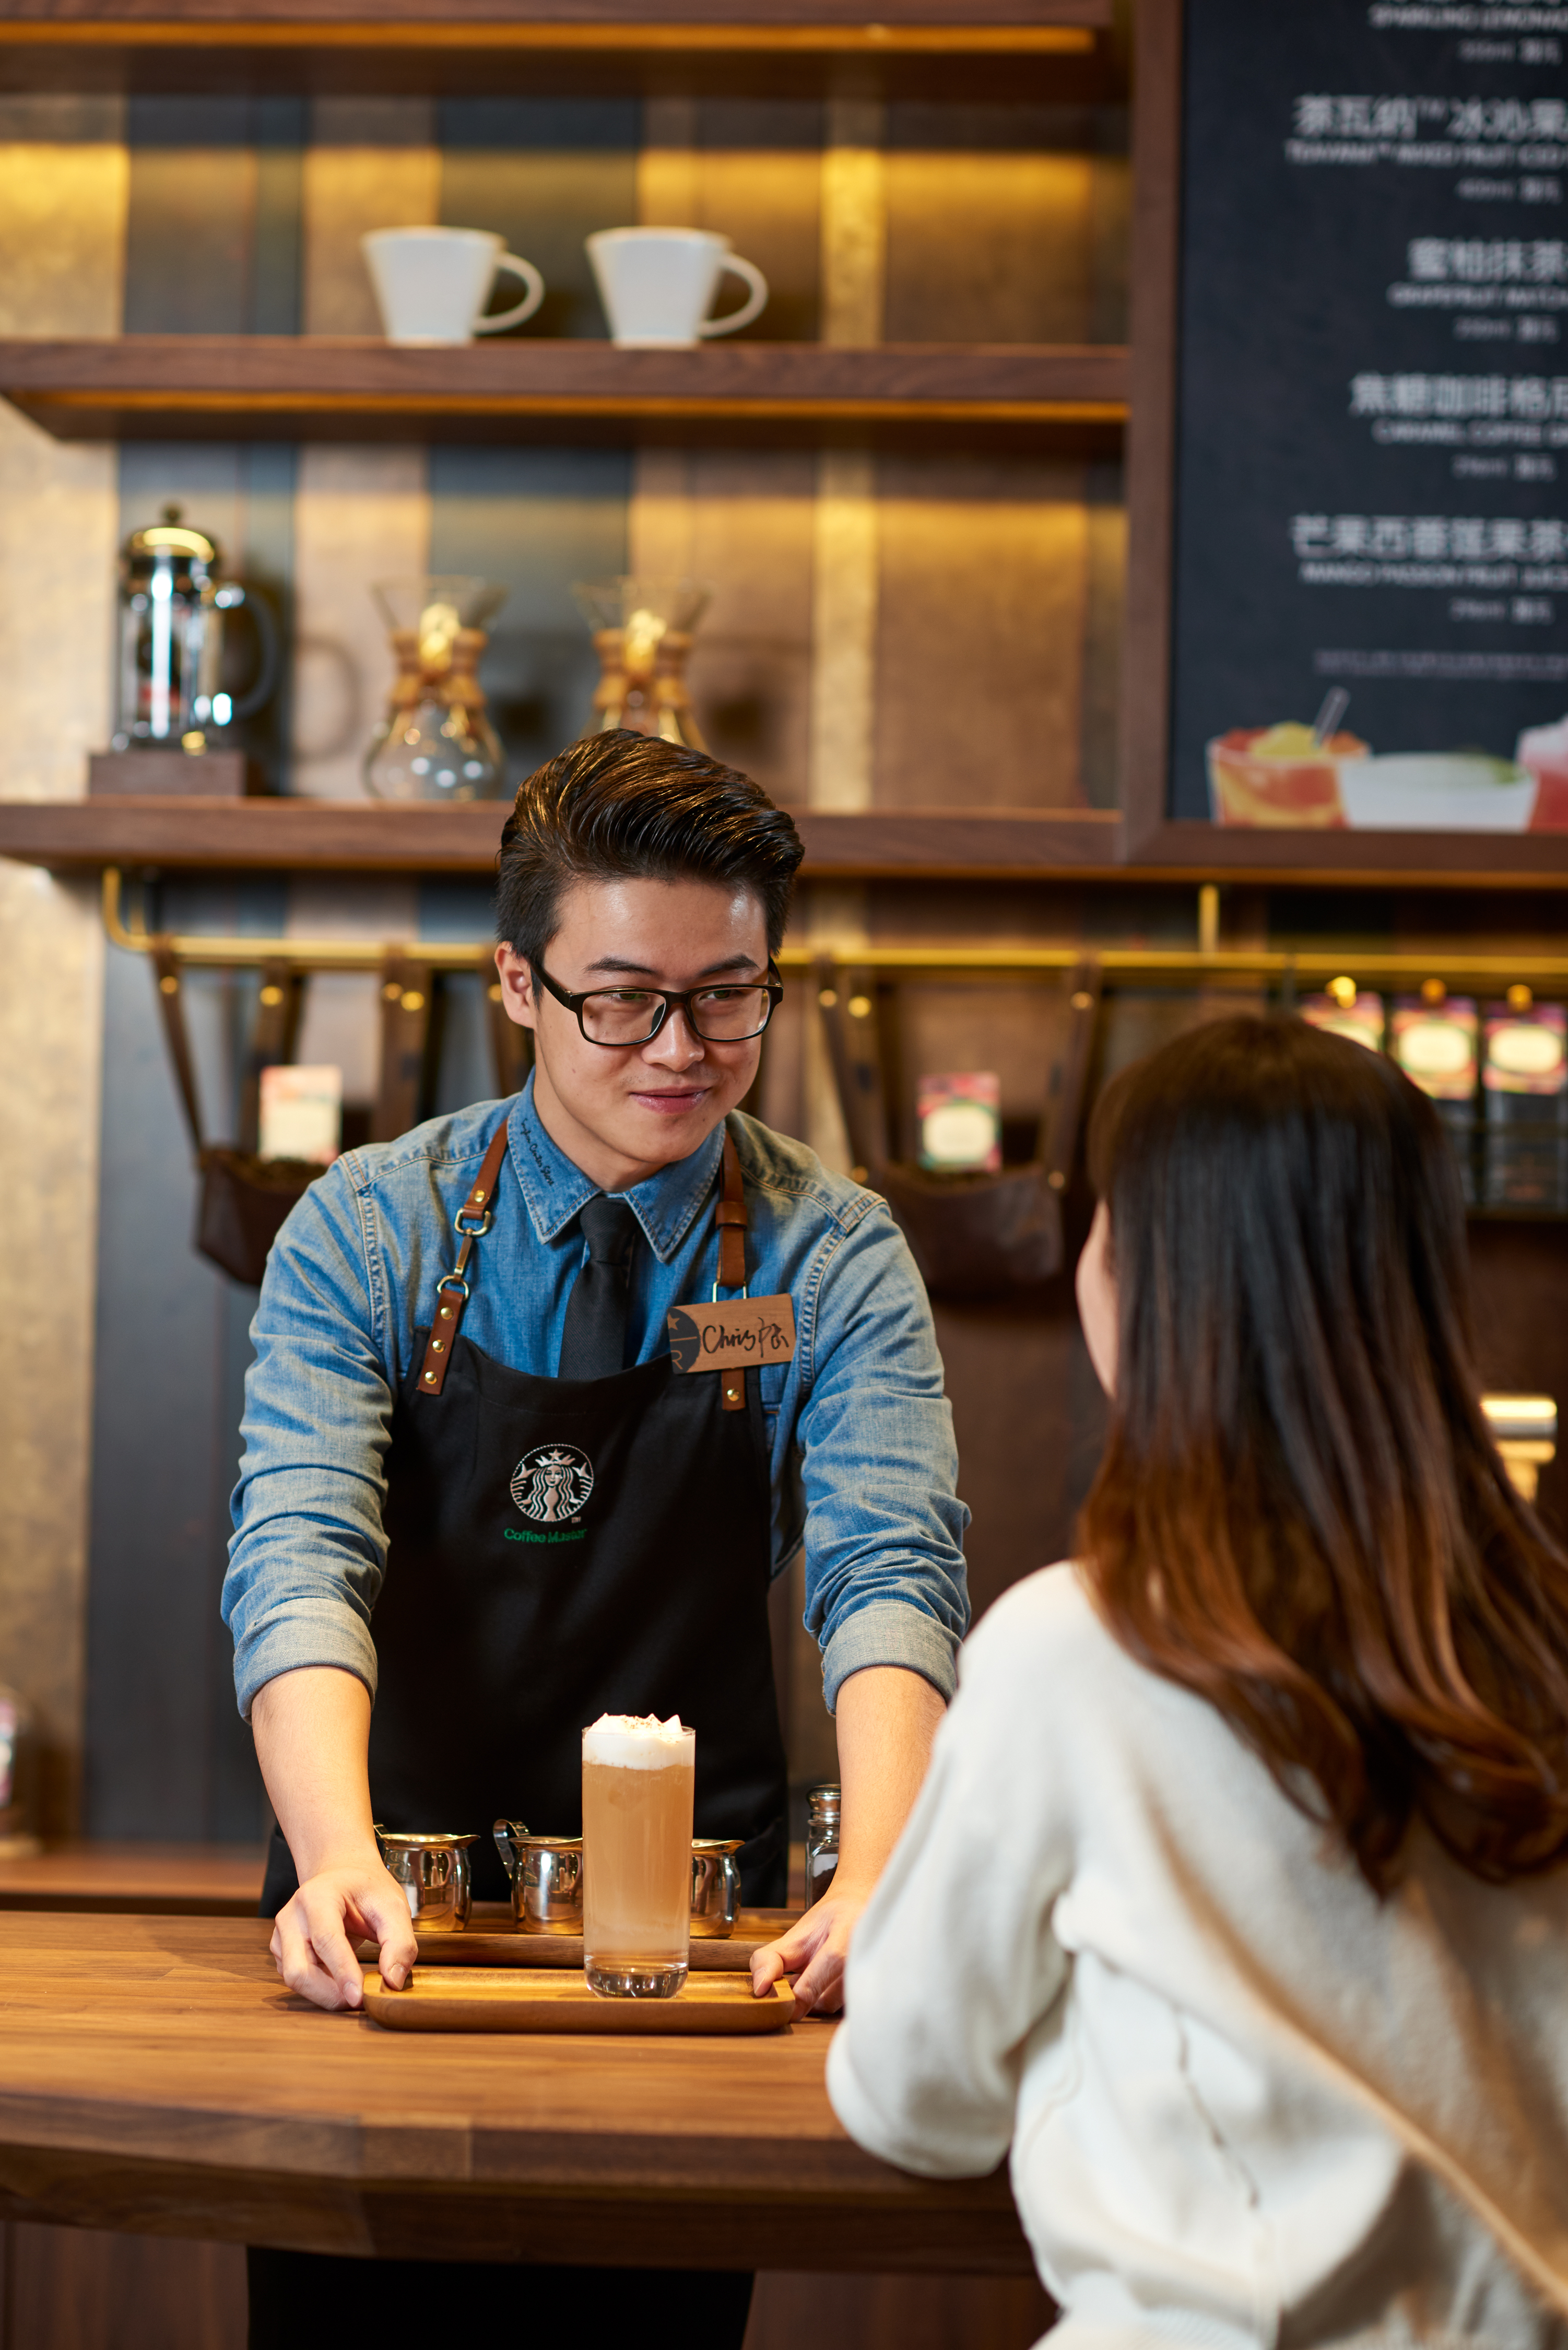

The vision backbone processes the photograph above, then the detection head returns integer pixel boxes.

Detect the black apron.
[262,1115,788,1913]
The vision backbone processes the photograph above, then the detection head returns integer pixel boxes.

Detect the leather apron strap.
[716,1127,750,1412]
[717,1126,748,1292]
[421,1120,752,1404]
[416,1120,513,1398]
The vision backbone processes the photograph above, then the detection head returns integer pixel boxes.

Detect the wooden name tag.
[668,1296,797,1372]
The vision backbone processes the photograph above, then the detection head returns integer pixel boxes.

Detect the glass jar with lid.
[805,1782,840,1907]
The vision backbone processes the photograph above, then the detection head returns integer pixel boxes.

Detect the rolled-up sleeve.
[222,1162,395,1718]
[798,1200,970,1711]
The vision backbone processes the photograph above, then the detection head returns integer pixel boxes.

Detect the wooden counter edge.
[0,2130,1033,2274]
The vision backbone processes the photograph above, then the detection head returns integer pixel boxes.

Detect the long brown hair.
[1078,1015,1568,1891]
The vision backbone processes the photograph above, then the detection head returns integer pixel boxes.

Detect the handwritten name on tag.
[667,1296,797,1373]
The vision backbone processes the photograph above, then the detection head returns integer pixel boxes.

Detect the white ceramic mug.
[586,228,768,348]
[361,226,545,346]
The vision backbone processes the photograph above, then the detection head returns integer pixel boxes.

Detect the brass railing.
[103,867,1568,993]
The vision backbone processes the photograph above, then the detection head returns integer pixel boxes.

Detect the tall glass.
[581,1713,695,1999]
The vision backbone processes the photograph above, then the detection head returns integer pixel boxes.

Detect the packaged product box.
[1481,1001,1567,1212]
[1389,998,1478,1205]
[259,1064,343,1166]
[917,1072,1001,1173]
[1301,990,1384,1054]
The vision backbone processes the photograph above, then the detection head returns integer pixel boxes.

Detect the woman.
[829,1016,1568,2349]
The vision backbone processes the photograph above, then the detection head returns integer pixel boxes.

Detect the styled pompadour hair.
[495,730,804,965]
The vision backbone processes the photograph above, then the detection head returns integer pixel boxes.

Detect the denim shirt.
[223,1079,971,1723]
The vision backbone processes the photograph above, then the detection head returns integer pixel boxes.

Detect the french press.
[111,504,279,752]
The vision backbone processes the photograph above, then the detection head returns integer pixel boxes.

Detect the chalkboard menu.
[1168,0,1568,836]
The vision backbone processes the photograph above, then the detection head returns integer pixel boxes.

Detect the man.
[224,730,970,2343]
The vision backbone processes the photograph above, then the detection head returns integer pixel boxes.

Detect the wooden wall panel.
[0,100,122,1836]
[123,128,256,337]
[0,2225,246,2350]
[632,446,817,804]
[819,97,885,349]
[81,118,299,1847]
[301,98,437,337]
[644,100,824,344]
[428,442,631,774]
[1468,1228,1568,1534]
[85,891,280,1843]
[1080,466,1125,812]
[882,100,1127,346]
[936,1283,1107,1625]
[440,96,639,343]
[0,2226,1054,2350]
[885,151,1098,345]
[289,445,429,802]
[872,458,1090,810]
[630,100,823,803]
[747,2270,1056,2350]
[1085,143,1130,347]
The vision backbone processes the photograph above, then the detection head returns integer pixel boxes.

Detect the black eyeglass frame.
[530,958,784,1047]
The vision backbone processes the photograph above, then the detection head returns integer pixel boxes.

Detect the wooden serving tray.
[386,1907,800,1971]
[362,1966,796,2036]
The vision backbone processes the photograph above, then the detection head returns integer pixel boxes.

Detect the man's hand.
[750,1875,874,2015]
[252,1666,417,2012]
[269,1853,418,2012]
[750,1663,946,2016]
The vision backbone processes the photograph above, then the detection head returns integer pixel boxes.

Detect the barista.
[225,731,969,2345]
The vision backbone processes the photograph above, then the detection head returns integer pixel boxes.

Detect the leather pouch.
[151,941,529,1286]
[151,943,323,1286]
[817,956,1102,1300]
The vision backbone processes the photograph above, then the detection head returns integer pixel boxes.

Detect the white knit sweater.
[828,1564,1568,2350]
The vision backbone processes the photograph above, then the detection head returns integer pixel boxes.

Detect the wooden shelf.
[0,337,1128,450]
[0,1842,265,1917]
[1126,816,1568,887]
[0,796,1127,880]
[6,798,1565,888]
[0,2,1116,100]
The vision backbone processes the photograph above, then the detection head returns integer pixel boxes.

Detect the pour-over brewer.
[572,576,712,750]
[362,575,509,801]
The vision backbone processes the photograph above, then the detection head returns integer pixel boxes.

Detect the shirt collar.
[506,1075,726,1265]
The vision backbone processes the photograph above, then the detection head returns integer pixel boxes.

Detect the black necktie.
[558,1196,640,1380]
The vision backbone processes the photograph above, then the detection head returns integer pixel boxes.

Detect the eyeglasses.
[532,959,783,1047]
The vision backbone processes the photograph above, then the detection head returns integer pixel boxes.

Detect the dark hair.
[1077,1014,1568,1893]
[496,731,804,965]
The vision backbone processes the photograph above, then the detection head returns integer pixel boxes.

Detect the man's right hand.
[251,1667,418,2012]
[269,1854,418,2012]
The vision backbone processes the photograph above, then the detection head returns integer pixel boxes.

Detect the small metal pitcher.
[493,1819,585,1935]
[374,1828,474,1932]
[690,1838,743,1938]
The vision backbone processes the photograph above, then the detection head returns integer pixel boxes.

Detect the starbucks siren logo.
[511,1443,594,1525]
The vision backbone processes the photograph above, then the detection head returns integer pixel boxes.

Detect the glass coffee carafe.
[112,504,279,752]
[363,575,509,801]
[572,576,712,749]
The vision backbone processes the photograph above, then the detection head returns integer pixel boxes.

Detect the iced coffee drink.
[581,1712,695,1999]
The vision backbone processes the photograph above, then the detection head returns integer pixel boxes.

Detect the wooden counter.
[0,1913,1030,2276]
[0,1843,266,1916]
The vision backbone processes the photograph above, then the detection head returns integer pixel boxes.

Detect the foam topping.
[582,1711,694,1768]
